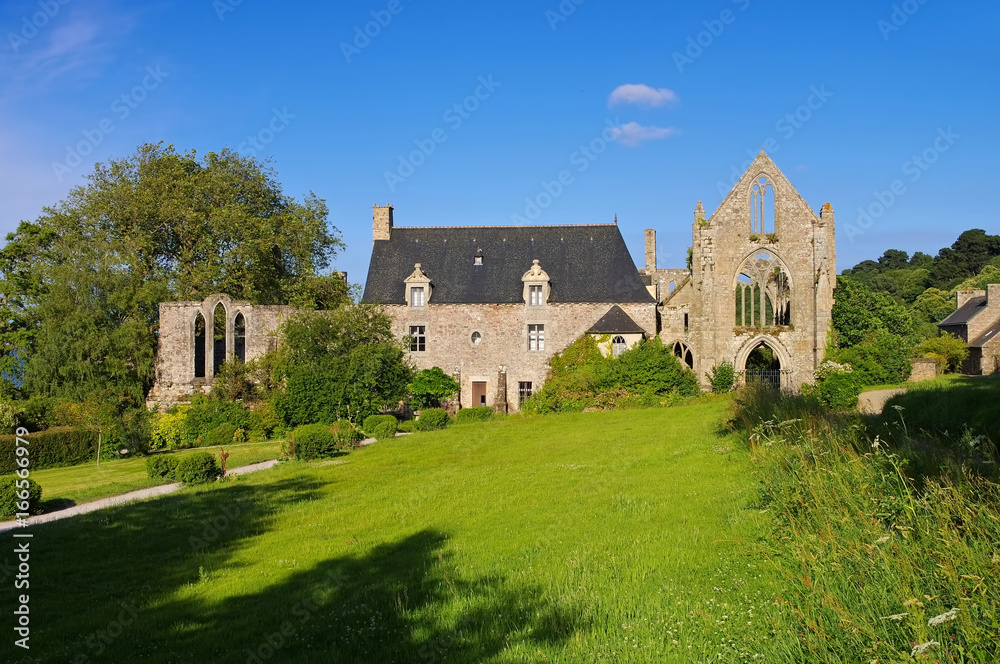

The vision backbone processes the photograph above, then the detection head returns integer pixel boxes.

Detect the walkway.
[858,388,907,415]
[0,459,279,534]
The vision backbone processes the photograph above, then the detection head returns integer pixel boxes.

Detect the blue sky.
[1,0,997,286]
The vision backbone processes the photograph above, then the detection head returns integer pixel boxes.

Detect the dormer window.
[521,259,551,306]
[474,247,484,266]
[404,263,432,307]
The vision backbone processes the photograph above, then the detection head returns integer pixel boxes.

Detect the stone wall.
[908,358,938,382]
[386,301,657,412]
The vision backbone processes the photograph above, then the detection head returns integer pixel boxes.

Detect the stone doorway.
[744,342,783,389]
[472,381,487,407]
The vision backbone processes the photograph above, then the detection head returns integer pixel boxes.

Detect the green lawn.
[2,401,790,663]
[30,441,282,509]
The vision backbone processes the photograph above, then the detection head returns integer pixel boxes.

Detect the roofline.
[387,223,619,230]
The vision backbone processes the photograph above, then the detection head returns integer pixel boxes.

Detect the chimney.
[644,229,656,272]
[989,283,1000,306]
[373,204,393,242]
[957,289,986,309]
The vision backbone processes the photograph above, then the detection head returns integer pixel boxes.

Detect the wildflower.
[880,613,908,621]
[910,640,939,656]
[874,535,891,545]
[927,608,959,627]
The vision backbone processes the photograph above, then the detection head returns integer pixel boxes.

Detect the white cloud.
[608,84,679,108]
[609,122,678,147]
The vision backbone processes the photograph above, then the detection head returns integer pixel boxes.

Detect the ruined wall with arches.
[646,152,836,391]
[147,294,295,409]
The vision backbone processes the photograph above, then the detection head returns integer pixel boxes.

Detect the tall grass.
[730,386,1000,662]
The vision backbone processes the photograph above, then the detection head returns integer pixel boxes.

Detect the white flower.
[927,608,959,627]
[874,535,891,545]
[880,612,907,621]
[910,640,939,656]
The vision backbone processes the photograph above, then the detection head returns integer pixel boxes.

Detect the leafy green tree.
[912,333,969,373]
[409,367,460,410]
[832,276,914,348]
[912,287,956,324]
[0,143,343,409]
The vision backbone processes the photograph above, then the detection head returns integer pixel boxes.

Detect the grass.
[29,440,282,510]
[0,399,790,663]
[859,372,968,392]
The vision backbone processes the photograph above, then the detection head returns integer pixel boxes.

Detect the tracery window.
[750,175,775,235]
[735,252,791,328]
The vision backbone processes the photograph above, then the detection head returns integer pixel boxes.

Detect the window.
[684,313,689,331]
[528,324,545,351]
[528,284,543,306]
[735,252,791,328]
[612,335,627,357]
[194,313,206,378]
[751,175,775,235]
[411,287,425,307]
[471,331,482,346]
[234,313,246,363]
[409,325,426,352]
[518,382,533,403]
[213,302,227,374]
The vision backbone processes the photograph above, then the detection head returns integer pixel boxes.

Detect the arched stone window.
[213,302,227,374]
[234,313,246,363]
[750,175,775,235]
[612,335,627,357]
[673,341,694,369]
[194,313,207,378]
[735,252,791,328]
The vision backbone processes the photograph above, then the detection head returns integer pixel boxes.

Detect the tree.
[409,368,460,410]
[832,276,914,348]
[272,306,414,425]
[0,143,343,408]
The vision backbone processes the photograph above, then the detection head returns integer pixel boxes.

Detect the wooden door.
[472,381,487,407]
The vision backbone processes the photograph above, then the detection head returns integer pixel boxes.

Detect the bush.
[912,333,969,373]
[370,418,397,441]
[332,420,365,449]
[0,427,99,474]
[707,362,736,394]
[817,371,863,410]
[250,402,281,440]
[409,367,460,410]
[173,452,222,485]
[145,455,180,480]
[291,423,339,461]
[183,396,253,443]
[363,415,397,437]
[204,422,239,448]
[0,475,43,517]
[831,329,914,386]
[416,408,450,431]
[456,407,495,423]
[150,406,189,450]
[397,420,415,433]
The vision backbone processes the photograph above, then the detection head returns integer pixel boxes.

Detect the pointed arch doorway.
[740,339,786,390]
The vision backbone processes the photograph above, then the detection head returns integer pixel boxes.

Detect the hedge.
[363,415,398,440]
[292,424,339,461]
[456,407,494,423]
[416,408,450,431]
[145,455,180,480]
[0,427,99,474]
[174,452,222,485]
[0,475,43,517]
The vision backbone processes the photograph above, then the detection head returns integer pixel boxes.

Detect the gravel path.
[0,459,279,534]
[858,388,908,415]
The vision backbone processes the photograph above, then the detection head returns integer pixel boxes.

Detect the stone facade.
[643,151,836,390]
[147,294,294,410]
[908,358,938,382]
[939,283,1000,375]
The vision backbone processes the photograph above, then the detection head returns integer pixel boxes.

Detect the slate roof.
[586,305,647,335]
[970,321,1000,348]
[362,224,655,305]
[938,296,988,327]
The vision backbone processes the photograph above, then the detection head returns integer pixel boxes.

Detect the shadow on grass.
[38,497,77,512]
[3,475,581,664]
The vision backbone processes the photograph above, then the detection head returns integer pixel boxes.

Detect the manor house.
[147,152,837,412]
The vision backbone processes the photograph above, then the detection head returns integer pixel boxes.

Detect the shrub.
[817,371,863,410]
[0,427,99,474]
[707,361,736,394]
[292,423,339,461]
[0,475,43,517]
[416,408,450,431]
[831,329,914,386]
[250,402,280,440]
[332,420,365,449]
[410,367,460,410]
[912,333,969,373]
[173,452,223,485]
[363,415,397,437]
[456,407,494,423]
[150,406,189,450]
[397,420,415,433]
[183,396,253,443]
[145,455,180,480]
[204,422,239,448]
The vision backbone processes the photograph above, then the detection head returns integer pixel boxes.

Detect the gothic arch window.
[194,313,206,378]
[234,312,246,363]
[735,252,791,328]
[750,175,775,235]
[673,341,694,369]
[213,302,227,374]
[612,335,627,357]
